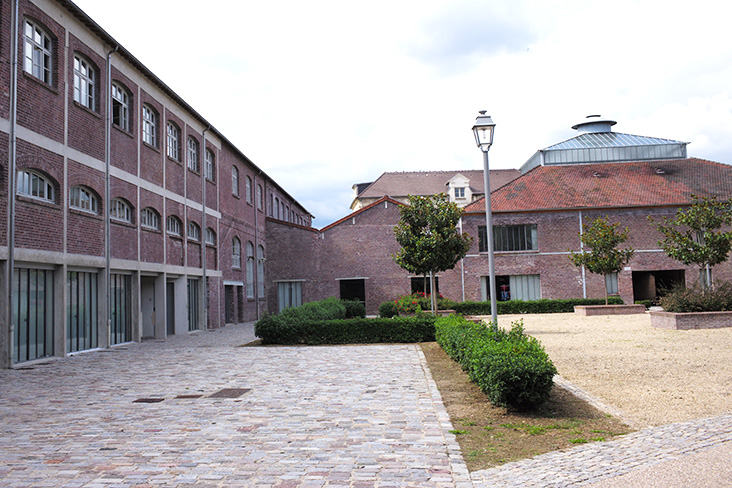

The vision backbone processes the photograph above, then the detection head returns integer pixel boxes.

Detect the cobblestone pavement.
[0,323,470,487]
[2,322,732,487]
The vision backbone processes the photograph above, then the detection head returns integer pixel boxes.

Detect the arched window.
[232,237,242,269]
[257,184,263,210]
[205,149,215,181]
[69,186,98,214]
[166,215,182,236]
[166,122,179,160]
[188,221,200,241]
[17,170,54,202]
[245,176,252,204]
[24,20,52,84]
[246,242,255,298]
[73,55,95,110]
[232,166,240,196]
[112,83,130,131]
[110,198,132,223]
[140,207,160,230]
[274,197,280,219]
[257,245,265,296]
[187,136,199,172]
[205,227,216,245]
[142,105,157,146]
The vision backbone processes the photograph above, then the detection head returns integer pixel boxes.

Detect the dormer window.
[454,187,465,199]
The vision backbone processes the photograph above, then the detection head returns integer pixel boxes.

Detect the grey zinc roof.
[520,132,688,173]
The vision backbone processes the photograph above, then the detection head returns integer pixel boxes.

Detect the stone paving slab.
[0,324,468,487]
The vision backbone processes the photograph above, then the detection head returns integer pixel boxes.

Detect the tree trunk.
[604,274,609,305]
[429,271,436,315]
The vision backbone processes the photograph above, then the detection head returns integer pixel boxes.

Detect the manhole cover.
[133,398,165,403]
[209,388,251,399]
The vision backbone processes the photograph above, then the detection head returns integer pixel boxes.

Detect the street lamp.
[472,111,498,325]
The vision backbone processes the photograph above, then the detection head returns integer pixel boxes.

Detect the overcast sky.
[73,0,732,227]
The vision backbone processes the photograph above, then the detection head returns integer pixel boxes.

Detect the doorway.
[339,279,365,308]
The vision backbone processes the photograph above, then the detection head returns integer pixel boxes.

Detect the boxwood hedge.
[435,314,557,410]
[453,297,623,315]
[254,297,434,344]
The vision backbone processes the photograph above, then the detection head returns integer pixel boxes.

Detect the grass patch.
[420,341,633,471]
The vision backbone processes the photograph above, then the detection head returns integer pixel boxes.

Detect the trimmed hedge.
[453,297,623,315]
[379,301,399,318]
[254,296,434,344]
[342,299,367,318]
[435,314,557,410]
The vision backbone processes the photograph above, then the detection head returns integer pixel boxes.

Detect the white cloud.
[74,0,732,227]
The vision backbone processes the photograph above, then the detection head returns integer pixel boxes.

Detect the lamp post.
[472,111,498,325]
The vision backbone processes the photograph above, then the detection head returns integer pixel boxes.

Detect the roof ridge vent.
[655,167,666,174]
[572,115,617,134]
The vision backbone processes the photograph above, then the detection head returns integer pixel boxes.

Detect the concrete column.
[154,273,166,340]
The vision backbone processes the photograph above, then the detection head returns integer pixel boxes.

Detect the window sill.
[16,194,59,209]
[113,124,134,139]
[111,219,136,229]
[69,208,103,221]
[479,249,540,255]
[22,71,58,94]
[141,226,162,235]
[72,100,101,119]
[168,155,182,165]
[142,141,160,153]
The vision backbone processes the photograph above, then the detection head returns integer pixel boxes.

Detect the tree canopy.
[569,216,635,304]
[393,194,472,311]
[650,195,732,287]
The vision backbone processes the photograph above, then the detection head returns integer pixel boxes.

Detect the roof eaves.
[320,196,403,232]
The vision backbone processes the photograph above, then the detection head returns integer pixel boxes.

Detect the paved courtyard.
[2,322,732,487]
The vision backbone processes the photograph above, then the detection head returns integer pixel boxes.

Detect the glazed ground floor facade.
[0,247,269,367]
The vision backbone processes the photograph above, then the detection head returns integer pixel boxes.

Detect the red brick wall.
[67,34,105,161]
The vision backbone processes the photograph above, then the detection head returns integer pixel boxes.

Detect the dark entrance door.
[340,279,366,308]
[166,282,175,335]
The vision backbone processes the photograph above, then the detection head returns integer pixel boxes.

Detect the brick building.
[1,0,312,367]
[267,117,732,315]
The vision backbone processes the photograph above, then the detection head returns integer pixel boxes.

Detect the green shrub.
[379,301,399,318]
[659,282,732,312]
[255,297,346,344]
[435,315,556,410]
[453,297,623,315]
[342,299,366,318]
[635,300,653,309]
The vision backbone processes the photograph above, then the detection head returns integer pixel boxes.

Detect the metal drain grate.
[174,394,203,399]
[209,388,251,399]
[133,398,165,403]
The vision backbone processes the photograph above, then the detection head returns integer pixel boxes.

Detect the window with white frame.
[454,187,465,199]
[246,241,255,298]
[188,221,200,241]
[69,186,98,214]
[142,105,156,146]
[73,55,95,110]
[166,216,182,236]
[205,149,215,181]
[111,83,130,131]
[232,166,240,196]
[17,170,54,202]
[205,227,216,245]
[24,20,52,84]
[166,122,179,160]
[278,281,303,312]
[187,137,199,172]
[257,245,265,296]
[140,207,160,230]
[110,198,132,223]
[605,272,619,295]
[232,237,242,269]
[245,176,252,203]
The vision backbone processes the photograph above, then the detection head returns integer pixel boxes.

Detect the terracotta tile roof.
[357,169,520,199]
[464,158,732,213]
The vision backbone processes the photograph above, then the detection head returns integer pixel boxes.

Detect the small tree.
[569,216,635,304]
[393,194,472,313]
[650,195,732,289]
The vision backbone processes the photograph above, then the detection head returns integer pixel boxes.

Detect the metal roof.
[547,132,685,150]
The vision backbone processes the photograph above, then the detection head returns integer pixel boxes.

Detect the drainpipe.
[105,45,118,348]
[7,0,19,365]
[253,170,263,320]
[579,210,586,298]
[202,126,210,330]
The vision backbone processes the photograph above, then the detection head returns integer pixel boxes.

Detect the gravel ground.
[492,312,732,429]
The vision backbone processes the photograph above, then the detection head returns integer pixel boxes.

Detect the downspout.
[253,170,263,320]
[7,0,19,366]
[459,216,465,302]
[579,210,587,299]
[105,45,118,348]
[202,125,210,330]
